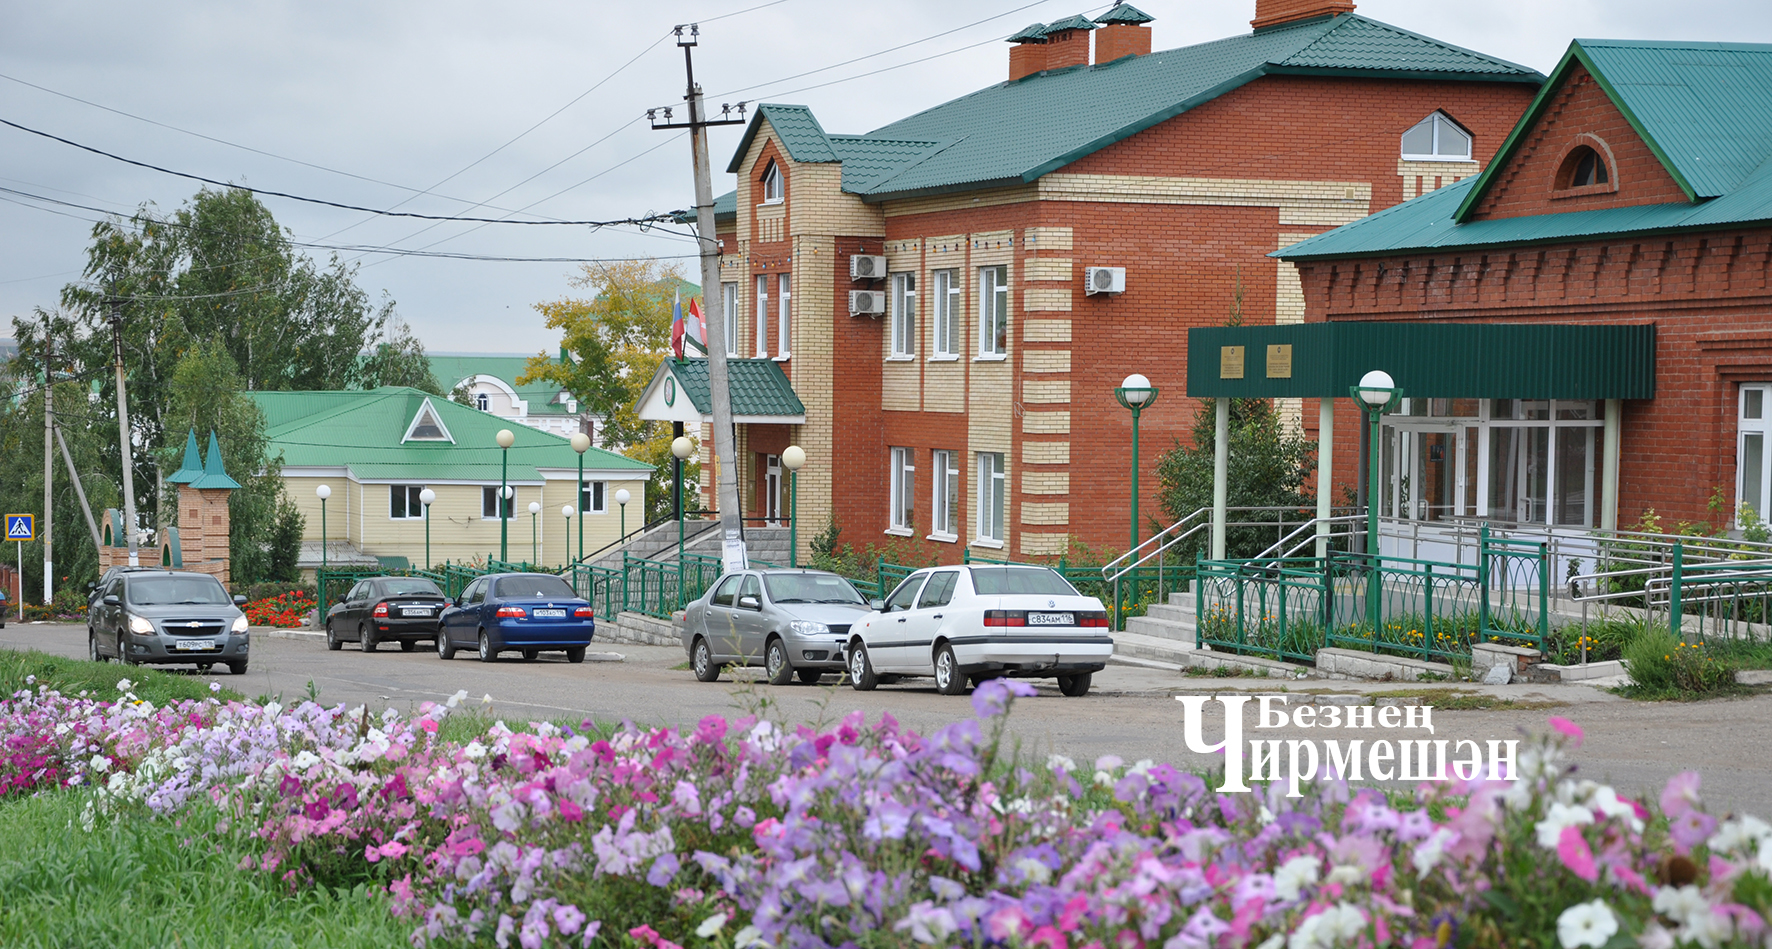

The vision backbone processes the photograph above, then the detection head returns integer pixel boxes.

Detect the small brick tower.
[116,429,241,585]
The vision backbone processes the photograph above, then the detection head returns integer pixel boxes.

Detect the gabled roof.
[635,358,806,424]
[400,397,455,443]
[1095,4,1154,26]
[725,14,1538,202]
[1456,38,1772,220]
[249,387,652,483]
[1042,15,1097,34]
[189,431,241,491]
[676,189,737,226]
[1007,23,1048,43]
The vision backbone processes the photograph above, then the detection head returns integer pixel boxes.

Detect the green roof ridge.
[1007,22,1047,43]
[1094,4,1154,25]
[167,429,203,484]
[1042,15,1097,33]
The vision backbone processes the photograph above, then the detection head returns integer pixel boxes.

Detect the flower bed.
[242,590,317,628]
[3,677,1771,948]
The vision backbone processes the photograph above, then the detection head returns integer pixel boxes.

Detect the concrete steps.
[1112,591,1199,665]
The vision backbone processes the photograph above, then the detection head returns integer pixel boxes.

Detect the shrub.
[242,590,316,628]
[1546,616,1645,665]
[233,580,317,605]
[1621,627,1740,697]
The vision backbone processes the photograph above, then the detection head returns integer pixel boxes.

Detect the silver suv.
[88,570,251,674]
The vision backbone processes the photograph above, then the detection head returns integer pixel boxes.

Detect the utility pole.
[42,329,53,603]
[108,300,141,567]
[55,428,102,550]
[652,24,747,566]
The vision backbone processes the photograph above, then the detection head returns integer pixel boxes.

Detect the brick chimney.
[1040,15,1097,71]
[1251,0,1356,31]
[1007,23,1048,81]
[1093,3,1154,62]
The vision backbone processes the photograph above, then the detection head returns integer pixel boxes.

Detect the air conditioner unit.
[850,255,887,281]
[1085,266,1126,295]
[849,289,887,316]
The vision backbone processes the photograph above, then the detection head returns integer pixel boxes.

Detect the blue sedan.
[437,573,595,663]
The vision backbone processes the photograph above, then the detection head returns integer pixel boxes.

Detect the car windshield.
[764,573,866,605]
[969,566,1080,597]
[128,576,231,606]
[381,578,442,596]
[493,575,577,599]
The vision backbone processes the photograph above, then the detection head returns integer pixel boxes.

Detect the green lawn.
[0,648,244,704]
[0,792,411,949]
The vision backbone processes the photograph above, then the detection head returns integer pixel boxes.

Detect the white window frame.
[581,480,607,515]
[932,269,960,359]
[976,452,1005,545]
[475,393,490,411]
[977,265,1008,359]
[754,274,769,358]
[389,484,425,520]
[1740,385,1771,526]
[888,447,915,535]
[1401,111,1472,162]
[890,272,916,359]
[761,161,784,204]
[721,281,739,357]
[1380,399,1601,528]
[482,486,514,521]
[930,449,959,541]
[776,273,791,359]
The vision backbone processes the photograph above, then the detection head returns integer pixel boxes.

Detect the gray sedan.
[682,569,871,685]
[88,570,251,674]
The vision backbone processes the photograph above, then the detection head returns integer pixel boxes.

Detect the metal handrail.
[1249,514,1366,562]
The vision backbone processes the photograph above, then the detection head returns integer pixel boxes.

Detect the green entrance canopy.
[1186,322,1655,400]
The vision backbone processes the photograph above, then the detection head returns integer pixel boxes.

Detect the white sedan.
[845,564,1112,697]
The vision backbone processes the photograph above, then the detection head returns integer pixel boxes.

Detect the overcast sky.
[4,0,1771,357]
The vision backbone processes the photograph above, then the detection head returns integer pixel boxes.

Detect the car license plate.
[1028,612,1074,626]
[174,639,214,651]
[533,608,567,618]
[401,608,432,617]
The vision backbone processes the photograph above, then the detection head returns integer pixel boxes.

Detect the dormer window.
[476,393,490,411]
[402,398,455,443]
[1558,145,1611,190]
[761,160,784,204]
[1401,112,1472,161]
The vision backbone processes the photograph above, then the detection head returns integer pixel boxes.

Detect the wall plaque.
[1220,345,1245,379]
[1266,344,1293,379]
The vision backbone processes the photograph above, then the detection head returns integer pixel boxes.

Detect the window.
[710,574,741,608]
[764,573,865,604]
[977,452,1005,543]
[889,447,915,532]
[403,399,454,442]
[1557,145,1610,190]
[978,265,1008,357]
[1401,111,1472,161]
[777,273,791,357]
[580,480,606,515]
[932,269,960,357]
[1379,399,1601,527]
[494,575,576,599]
[917,571,960,609]
[389,485,425,520]
[739,575,762,608]
[475,393,490,411]
[970,566,1080,596]
[883,573,926,612]
[890,272,917,358]
[721,281,739,356]
[755,274,769,357]
[463,579,487,605]
[761,160,783,204]
[482,486,514,520]
[1742,386,1771,525]
[931,449,959,539]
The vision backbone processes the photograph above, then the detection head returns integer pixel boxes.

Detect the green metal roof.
[1007,23,1048,43]
[725,15,1537,201]
[1186,323,1656,400]
[665,359,805,417]
[249,388,652,482]
[1095,4,1154,26]
[189,431,242,490]
[428,354,579,416]
[1042,15,1097,34]
[167,430,203,484]
[1456,38,1772,220]
[676,189,737,226]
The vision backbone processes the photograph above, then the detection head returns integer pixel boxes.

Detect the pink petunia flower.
[1662,771,1702,819]
[1548,716,1585,748]
[1558,824,1599,882]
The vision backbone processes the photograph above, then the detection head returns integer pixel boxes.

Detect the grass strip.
[0,648,244,704]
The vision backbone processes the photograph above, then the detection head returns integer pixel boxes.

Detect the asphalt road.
[6,622,1772,818]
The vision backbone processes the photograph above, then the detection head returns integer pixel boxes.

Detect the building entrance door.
[763,454,783,527]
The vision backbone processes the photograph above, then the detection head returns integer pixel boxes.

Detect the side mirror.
[737,595,761,611]
[87,582,97,593]
[232,594,248,606]
[104,594,120,607]
[869,598,885,611]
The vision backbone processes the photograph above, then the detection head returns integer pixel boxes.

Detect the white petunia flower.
[733,925,767,948]
[1556,900,1618,949]
[1412,827,1456,875]
[1272,855,1321,902]
[1046,754,1076,772]
[1535,802,1594,848]
[1288,903,1365,949]
[695,914,728,938]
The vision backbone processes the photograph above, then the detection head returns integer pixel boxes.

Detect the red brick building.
[682,0,1542,562]
[1275,37,1772,535]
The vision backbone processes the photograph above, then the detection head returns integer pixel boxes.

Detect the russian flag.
[671,291,707,358]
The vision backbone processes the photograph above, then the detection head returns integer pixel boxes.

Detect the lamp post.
[316,484,331,616]
[1351,370,1402,637]
[570,432,590,565]
[781,445,805,568]
[1114,374,1159,553]
[671,436,695,606]
[561,505,575,568]
[496,429,515,562]
[528,501,541,564]
[419,487,436,570]
[615,488,631,542]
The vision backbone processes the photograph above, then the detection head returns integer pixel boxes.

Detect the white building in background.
[428,353,594,440]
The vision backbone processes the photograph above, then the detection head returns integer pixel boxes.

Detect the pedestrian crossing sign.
[5,514,33,542]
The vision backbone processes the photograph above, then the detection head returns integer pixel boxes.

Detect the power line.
[0,116,685,228]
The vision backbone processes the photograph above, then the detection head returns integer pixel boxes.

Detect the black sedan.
[325,576,449,652]
[437,572,594,663]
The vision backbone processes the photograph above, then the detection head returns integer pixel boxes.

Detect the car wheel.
[691,637,720,682]
[400,640,416,653]
[478,629,496,663]
[89,631,107,663]
[933,644,968,696]
[118,634,137,666]
[765,638,794,686]
[227,660,248,676]
[565,646,586,664]
[848,642,879,692]
[325,620,342,652]
[1058,672,1093,697]
[437,630,456,660]
[521,648,539,662]
[796,668,823,685]
[359,624,377,653]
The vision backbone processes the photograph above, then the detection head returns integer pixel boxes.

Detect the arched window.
[1557,145,1610,190]
[1401,112,1472,161]
[761,160,784,204]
